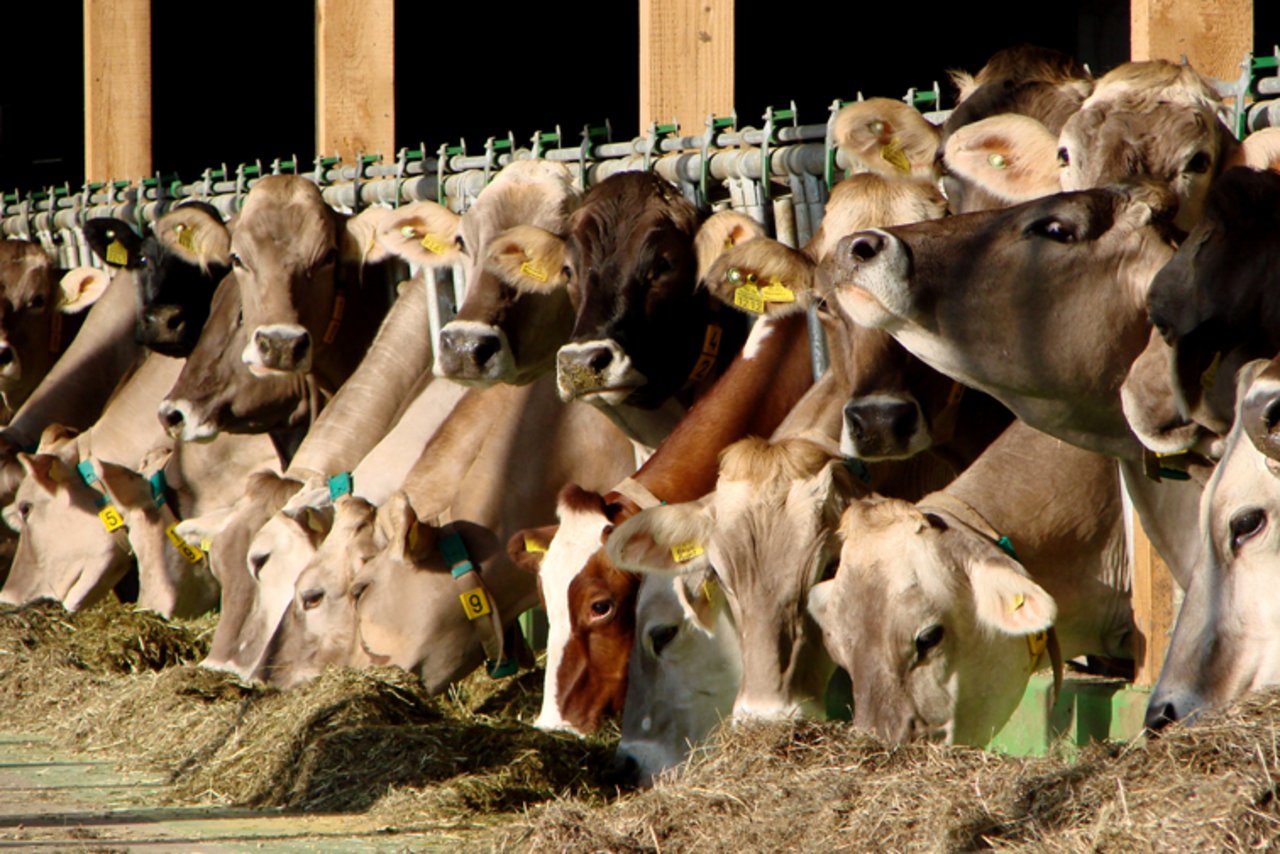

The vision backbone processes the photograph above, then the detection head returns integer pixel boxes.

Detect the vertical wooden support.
[316,0,395,165]
[1131,515,1175,687]
[639,0,733,134]
[84,0,152,183]
[1131,0,1253,79]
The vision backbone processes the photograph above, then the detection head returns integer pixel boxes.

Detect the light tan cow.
[808,421,1129,746]
[1147,362,1280,729]
[833,99,940,179]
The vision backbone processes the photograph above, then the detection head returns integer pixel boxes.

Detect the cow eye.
[650,256,674,279]
[320,248,338,267]
[648,624,678,657]
[820,557,839,582]
[28,295,45,311]
[454,235,467,254]
[1026,217,1077,243]
[915,624,945,659]
[1229,508,1267,554]
[300,587,324,610]
[1185,151,1212,175]
[18,501,31,520]
[230,252,245,269]
[248,552,269,579]
[588,598,614,621]
[1057,147,1070,168]
[561,264,573,281]
[351,578,371,602]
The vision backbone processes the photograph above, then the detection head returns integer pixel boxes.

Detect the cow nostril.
[850,233,885,261]
[587,348,613,374]
[257,337,271,355]
[611,752,641,787]
[846,409,869,442]
[0,348,14,367]
[291,337,310,365]
[162,407,185,428]
[472,334,501,367]
[165,313,184,333]
[889,405,919,441]
[1144,700,1179,733]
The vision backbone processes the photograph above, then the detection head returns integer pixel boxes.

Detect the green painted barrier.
[988,672,1151,756]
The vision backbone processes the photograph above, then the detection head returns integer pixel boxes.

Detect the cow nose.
[611,752,642,788]
[0,346,15,367]
[158,401,185,431]
[849,232,886,261]
[1242,367,1280,461]
[251,327,312,373]
[439,325,502,372]
[845,398,920,445]
[584,346,614,374]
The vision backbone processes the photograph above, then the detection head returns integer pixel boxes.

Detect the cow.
[374,161,579,387]
[1058,61,1235,234]
[808,421,1128,746]
[942,45,1092,142]
[1146,362,1280,730]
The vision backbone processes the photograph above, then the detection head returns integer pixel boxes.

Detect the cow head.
[0,240,77,405]
[819,185,1178,459]
[351,492,537,694]
[0,427,131,611]
[232,175,343,375]
[266,494,377,688]
[1144,167,1280,435]
[832,99,940,179]
[555,171,728,408]
[1147,362,1280,730]
[613,570,740,787]
[158,273,311,443]
[808,498,1056,745]
[608,437,860,721]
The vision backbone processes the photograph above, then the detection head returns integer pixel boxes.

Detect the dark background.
[2,2,1276,193]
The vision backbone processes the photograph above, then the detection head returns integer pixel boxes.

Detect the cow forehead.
[459,164,576,249]
[0,243,52,300]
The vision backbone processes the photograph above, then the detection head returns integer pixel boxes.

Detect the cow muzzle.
[434,321,513,385]
[157,398,219,443]
[138,304,189,355]
[556,339,646,404]
[826,229,913,326]
[244,325,312,374]
[842,395,929,460]
[1242,368,1280,463]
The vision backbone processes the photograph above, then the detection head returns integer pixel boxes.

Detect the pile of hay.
[503,693,1280,852]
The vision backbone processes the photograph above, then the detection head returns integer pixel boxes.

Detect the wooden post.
[1131,516,1176,687]
[316,0,395,165]
[1131,0,1253,79]
[639,0,733,134]
[84,0,152,183]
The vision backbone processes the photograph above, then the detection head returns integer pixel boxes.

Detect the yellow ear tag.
[671,541,705,563]
[174,223,196,252]
[1026,630,1048,661]
[407,524,420,553]
[880,139,911,175]
[166,522,205,564]
[1009,593,1026,614]
[420,234,450,255]
[524,536,547,554]
[98,505,125,533]
[987,153,1008,170]
[1200,351,1222,391]
[460,587,491,620]
[723,235,735,251]
[200,538,213,554]
[733,284,765,314]
[105,239,129,266]
[701,578,717,605]
[760,280,796,303]
[520,261,549,283]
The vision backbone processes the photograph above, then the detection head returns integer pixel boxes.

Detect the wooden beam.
[84,0,152,183]
[1131,0,1253,79]
[316,0,395,165]
[1131,513,1176,688]
[640,0,733,135]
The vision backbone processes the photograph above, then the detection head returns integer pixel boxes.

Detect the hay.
[501,695,1280,853]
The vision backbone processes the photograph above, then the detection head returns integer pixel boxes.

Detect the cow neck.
[915,489,1064,699]
[74,460,205,566]
[439,524,519,678]
[607,313,814,507]
[675,296,744,403]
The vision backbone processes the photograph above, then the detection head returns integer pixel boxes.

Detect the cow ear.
[1234,128,1280,173]
[18,453,61,494]
[174,508,234,553]
[943,115,1060,205]
[376,202,463,268]
[969,556,1057,635]
[342,206,394,266]
[703,238,814,317]
[806,578,838,630]
[484,225,569,292]
[605,502,714,575]
[675,569,724,633]
[283,503,335,547]
[157,205,231,269]
[508,524,557,574]
[374,491,436,561]
[57,267,112,314]
[35,423,78,454]
[694,210,766,283]
[83,218,142,269]
[96,462,153,512]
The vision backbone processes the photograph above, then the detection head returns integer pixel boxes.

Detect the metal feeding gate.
[4,41,1279,755]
